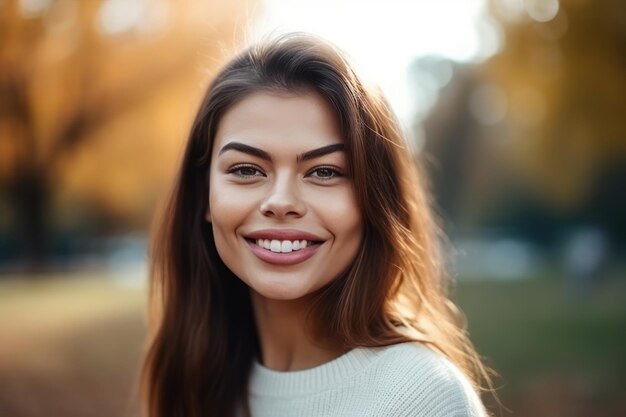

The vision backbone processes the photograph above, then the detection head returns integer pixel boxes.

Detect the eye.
[307,166,343,180]
[228,164,265,178]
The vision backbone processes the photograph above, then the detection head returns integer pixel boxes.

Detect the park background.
[1,0,625,416]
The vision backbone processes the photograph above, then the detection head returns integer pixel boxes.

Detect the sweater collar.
[248,346,386,397]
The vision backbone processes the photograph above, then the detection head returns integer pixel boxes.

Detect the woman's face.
[207,91,363,301]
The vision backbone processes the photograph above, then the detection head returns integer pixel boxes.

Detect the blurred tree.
[485,0,626,220]
[0,0,256,269]
[421,0,626,247]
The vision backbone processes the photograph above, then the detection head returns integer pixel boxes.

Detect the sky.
[248,0,504,127]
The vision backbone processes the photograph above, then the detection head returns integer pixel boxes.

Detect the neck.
[251,290,347,371]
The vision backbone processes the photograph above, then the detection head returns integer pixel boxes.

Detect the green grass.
[454,268,626,411]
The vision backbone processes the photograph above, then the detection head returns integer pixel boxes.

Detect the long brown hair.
[141,33,495,417]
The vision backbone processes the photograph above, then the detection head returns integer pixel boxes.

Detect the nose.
[259,174,306,219]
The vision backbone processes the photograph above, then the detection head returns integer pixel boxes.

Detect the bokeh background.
[1,0,624,416]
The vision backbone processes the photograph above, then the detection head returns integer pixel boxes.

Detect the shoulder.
[363,342,487,417]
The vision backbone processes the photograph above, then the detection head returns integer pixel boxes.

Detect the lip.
[243,232,324,266]
[245,239,321,266]
[245,229,324,242]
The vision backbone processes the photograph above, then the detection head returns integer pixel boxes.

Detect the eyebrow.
[218,142,271,160]
[298,143,345,162]
[218,141,345,162]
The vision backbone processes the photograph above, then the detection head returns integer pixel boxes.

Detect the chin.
[248,276,317,301]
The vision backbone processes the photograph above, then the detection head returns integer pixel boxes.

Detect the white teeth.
[255,239,313,253]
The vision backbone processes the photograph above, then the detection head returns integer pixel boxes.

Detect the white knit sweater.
[248,342,487,417]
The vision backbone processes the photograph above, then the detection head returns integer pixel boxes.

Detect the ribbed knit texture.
[248,342,487,417]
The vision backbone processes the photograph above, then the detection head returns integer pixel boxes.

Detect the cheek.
[210,178,245,217]
[209,171,259,223]
[316,187,362,232]
[208,179,251,259]
[340,192,364,263]
[313,186,363,258]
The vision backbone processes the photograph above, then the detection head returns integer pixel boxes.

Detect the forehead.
[213,90,343,152]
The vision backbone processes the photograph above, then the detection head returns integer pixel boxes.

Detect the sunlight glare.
[249,0,499,126]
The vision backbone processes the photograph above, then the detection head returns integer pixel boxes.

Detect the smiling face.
[207,91,363,301]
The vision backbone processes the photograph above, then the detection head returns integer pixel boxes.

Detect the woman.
[141,33,494,417]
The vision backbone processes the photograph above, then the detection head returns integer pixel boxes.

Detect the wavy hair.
[141,33,495,417]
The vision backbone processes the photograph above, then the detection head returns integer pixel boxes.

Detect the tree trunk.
[8,167,51,272]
